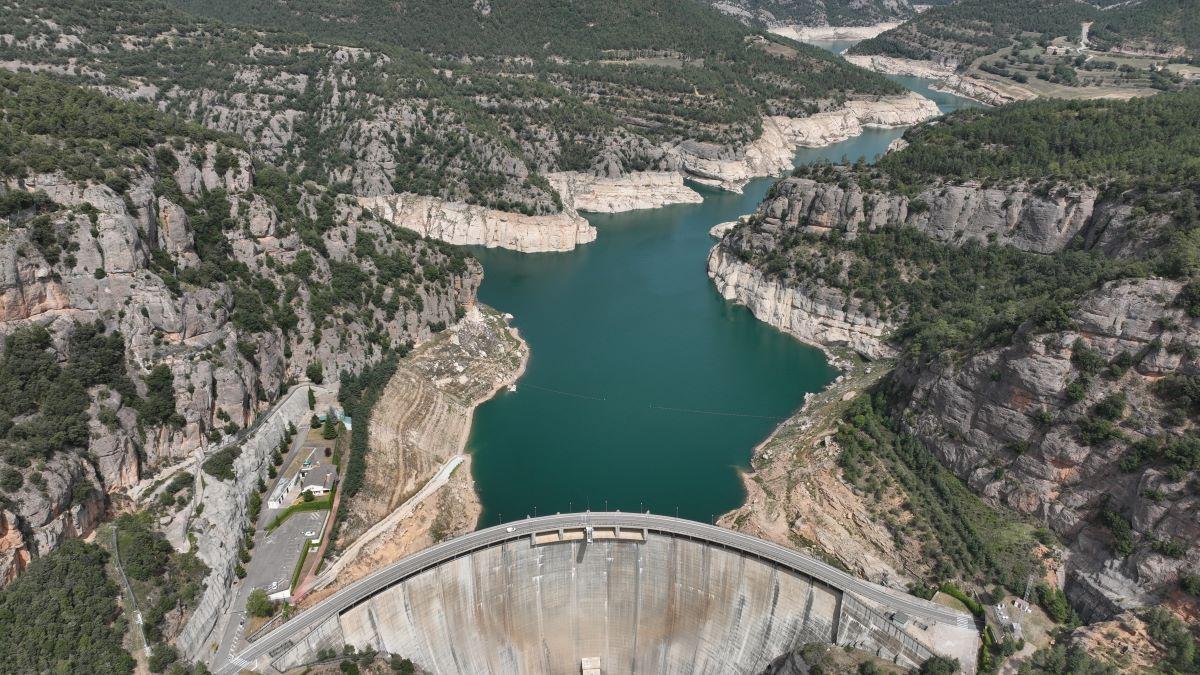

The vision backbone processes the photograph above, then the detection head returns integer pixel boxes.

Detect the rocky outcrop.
[716,154,1197,620]
[0,142,477,585]
[753,176,1155,256]
[708,244,896,359]
[175,383,337,660]
[545,171,703,213]
[678,93,941,192]
[844,54,1033,106]
[710,0,913,30]
[769,22,902,43]
[895,278,1200,616]
[359,193,596,252]
[719,359,916,589]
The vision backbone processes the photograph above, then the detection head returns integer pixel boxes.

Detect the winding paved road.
[219,512,971,673]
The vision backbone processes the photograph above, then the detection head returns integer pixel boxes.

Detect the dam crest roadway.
[222,512,978,674]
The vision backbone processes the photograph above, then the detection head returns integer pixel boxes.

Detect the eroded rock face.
[708,245,896,359]
[756,177,1123,255]
[844,54,1030,106]
[337,306,528,547]
[0,144,479,585]
[545,171,703,213]
[359,193,596,252]
[895,278,1200,615]
[713,162,1197,617]
[678,93,940,192]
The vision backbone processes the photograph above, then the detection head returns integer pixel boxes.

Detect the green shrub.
[201,446,241,481]
[306,361,324,384]
[246,589,273,618]
[1035,583,1074,624]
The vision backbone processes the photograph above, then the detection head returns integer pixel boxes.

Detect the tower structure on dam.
[224,514,978,674]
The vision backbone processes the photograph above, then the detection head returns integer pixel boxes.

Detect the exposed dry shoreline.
[844,54,1034,106]
[769,22,901,43]
[308,304,528,598]
[335,91,943,593]
[362,92,941,250]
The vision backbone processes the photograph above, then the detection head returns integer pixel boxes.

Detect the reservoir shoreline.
[464,42,979,529]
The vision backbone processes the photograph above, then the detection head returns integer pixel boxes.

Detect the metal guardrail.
[217,512,973,674]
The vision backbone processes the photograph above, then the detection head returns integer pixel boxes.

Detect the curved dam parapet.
[223,514,977,674]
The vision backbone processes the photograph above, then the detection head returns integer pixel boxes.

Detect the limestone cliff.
[707,245,896,359]
[894,278,1200,619]
[0,131,477,585]
[769,23,902,42]
[174,384,338,659]
[845,54,1031,106]
[678,93,940,192]
[546,171,703,213]
[715,158,1199,622]
[359,193,596,253]
[753,176,1140,255]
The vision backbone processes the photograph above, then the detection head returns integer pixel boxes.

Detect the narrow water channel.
[466,44,979,527]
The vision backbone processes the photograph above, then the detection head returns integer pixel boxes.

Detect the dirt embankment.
[306,305,527,601]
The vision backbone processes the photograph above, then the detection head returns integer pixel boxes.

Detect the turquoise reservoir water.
[466,53,977,527]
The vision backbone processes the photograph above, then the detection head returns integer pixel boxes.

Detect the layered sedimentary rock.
[845,54,1032,106]
[359,193,596,252]
[0,143,477,585]
[770,23,902,42]
[754,177,1122,254]
[546,171,703,213]
[714,160,1197,619]
[896,278,1199,617]
[678,93,940,192]
[707,245,896,359]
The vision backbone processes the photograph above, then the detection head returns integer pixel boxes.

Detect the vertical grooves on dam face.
[320,534,877,674]
[629,540,642,674]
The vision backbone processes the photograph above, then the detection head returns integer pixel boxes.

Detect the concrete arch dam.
[229,514,976,674]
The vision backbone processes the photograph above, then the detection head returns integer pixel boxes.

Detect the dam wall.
[266,529,942,674]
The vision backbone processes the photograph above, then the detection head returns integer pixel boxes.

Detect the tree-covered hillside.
[703,0,914,28]
[849,0,1101,64]
[873,88,1200,192]
[1,0,902,214]
[718,89,1200,633]
[852,0,1198,64]
[1090,0,1200,53]
[0,68,476,587]
[0,540,133,674]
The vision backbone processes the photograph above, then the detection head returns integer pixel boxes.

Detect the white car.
[505,526,515,533]
[304,530,317,538]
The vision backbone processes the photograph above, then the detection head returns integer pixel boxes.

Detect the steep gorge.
[711,90,1200,626]
[0,72,477,586]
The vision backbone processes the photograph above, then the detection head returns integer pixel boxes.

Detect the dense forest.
[0,540,134,673]
[872,88,1200,192]
[0,0,906,215]
[851,0,1199,64]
